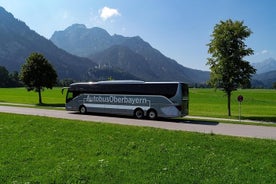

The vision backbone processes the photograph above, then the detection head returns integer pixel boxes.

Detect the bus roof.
[70,80,185,87]
[96,80,145,84]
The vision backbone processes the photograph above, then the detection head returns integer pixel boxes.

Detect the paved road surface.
[0,106,275,140]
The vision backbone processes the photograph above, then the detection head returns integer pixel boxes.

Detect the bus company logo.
[85,95,149,105]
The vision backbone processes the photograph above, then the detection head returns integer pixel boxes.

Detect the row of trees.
[0,66,22,87]
[0,66,74,88]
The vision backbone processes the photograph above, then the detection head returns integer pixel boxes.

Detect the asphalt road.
[0,105,275,140]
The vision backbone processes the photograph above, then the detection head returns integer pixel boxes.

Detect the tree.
[273,82,276,89]
[57,78,74,87]
[0,66,10,87]
[207,19,256,116]
[20,53,57,104]
[9,71,23,87]
[0,66,22,87]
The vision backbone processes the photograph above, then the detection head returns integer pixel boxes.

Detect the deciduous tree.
[207,19,256,116]
[20,53,57,104]
[273,82,276,89]
[0,66,10,87]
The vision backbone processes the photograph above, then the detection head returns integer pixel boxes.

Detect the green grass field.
[1,113,275,183]
[0,87,275,122]
[190,88,276,122]
[0,87,64,106]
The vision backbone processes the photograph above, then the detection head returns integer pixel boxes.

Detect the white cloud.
[255,50,269,56]
[261,50,268,54]
[99,6,120,21]
[62,10,69,19]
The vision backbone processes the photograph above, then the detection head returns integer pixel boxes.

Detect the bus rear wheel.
[147,109,157,119]
[134,108,144,119]
[79,105,87,114]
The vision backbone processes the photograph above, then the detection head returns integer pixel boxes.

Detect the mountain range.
[51,24,276,87]
[51,24,209,83]
[252,58,276,88]
[0,6,275,87]
[0,5,209,84]
[252,58,276,74]
[0,7,101,80]
[50,24,276,87]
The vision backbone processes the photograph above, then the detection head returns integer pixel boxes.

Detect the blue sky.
[0,0,275,70]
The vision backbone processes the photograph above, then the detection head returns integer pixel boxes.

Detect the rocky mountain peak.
[51,25,113,57]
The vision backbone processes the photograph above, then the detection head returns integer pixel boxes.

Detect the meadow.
[1,113,276,183]
[0,87,275,122]
[1,88,276,183]
[190,88,276,122]
[0,87,64,106]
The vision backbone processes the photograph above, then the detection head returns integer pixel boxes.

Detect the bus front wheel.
[79,105,87,114]
[147,109,157,119]
[134,108,144,119]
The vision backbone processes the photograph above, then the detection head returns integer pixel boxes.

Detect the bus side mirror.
[61,87,68,95]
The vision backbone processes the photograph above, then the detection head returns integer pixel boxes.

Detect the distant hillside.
[251,58,276,88]
[252,58,276,74]
[51,24,210,83]
[253,70,276,88]
[91,45,158,81]
[0,7,98,80]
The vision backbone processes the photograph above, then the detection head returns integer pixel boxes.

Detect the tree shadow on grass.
[160,118,220,126]
[36,103,65,108]
[245,116,276,123]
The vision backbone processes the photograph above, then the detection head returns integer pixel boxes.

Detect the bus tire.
[79,105,87,114]
[147,109,157,119]
[134,108,144,119]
